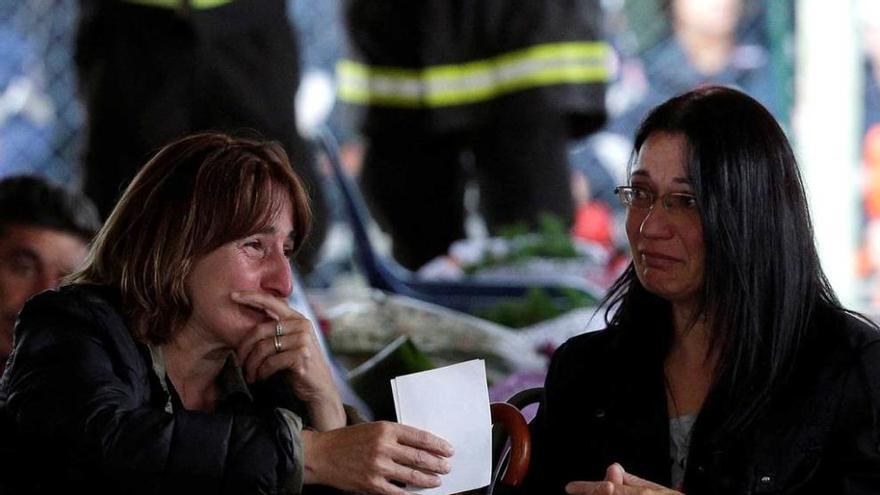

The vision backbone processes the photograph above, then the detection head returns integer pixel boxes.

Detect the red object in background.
[317,316,332,337]
[864,125,880,219]
[572,200,613,248]
[861,125,880,306]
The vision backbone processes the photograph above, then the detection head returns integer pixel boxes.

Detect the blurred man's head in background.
[0,175,100,367]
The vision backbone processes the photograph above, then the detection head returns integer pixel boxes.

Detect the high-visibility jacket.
[339,0,609,137]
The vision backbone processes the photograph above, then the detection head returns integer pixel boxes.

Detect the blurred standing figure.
[609,0,778,137]
[0,175,99,375]
[75,0,327,269]
[339,0,609,270]
[570,0,780,215]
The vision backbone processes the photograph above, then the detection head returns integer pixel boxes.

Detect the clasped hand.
[232,290,344,430]
[566,464,684,495]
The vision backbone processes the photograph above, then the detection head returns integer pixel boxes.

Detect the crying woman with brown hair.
[0,132,453,495]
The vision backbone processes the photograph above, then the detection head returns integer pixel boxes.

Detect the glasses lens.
[615,187,632,207]
[629,188,652,209]
[666,194,697,214]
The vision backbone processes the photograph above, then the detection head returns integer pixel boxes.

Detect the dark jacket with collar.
[518,307,880,495]
[0,284,341,495]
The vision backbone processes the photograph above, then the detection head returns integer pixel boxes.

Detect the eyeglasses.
[613,185,698,216]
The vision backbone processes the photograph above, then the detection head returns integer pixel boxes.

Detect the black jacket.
[0,284,326,495]
[519,307,880,494]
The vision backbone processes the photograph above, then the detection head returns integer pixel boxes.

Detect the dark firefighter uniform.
[339,0,609,270]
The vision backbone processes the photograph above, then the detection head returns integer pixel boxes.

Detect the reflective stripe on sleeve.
[338,41,610,108]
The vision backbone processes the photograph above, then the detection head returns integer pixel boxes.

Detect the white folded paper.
[391,359,492,495]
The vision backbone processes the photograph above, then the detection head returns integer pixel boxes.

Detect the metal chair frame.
[487,386,544,494]
[314,129,602,316]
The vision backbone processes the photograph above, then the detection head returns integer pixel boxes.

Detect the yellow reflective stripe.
[338,41,610,108]
[124,0,233,10]
[434,66,609,106]
[426,42,607,80]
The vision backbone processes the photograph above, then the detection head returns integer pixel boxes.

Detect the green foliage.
[476,287,597,328]
[464,213,579,275]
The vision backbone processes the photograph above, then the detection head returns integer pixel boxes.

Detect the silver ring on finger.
[274,322,284,354]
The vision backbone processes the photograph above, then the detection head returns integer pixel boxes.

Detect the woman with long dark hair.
[519,86,880,494]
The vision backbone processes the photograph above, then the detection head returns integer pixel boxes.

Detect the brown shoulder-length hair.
[70,132,311,344]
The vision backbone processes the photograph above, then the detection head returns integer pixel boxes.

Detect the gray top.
[669,413,698,490]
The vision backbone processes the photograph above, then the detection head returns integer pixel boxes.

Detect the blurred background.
[1,0,877,413]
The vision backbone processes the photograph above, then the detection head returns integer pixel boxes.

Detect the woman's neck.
[160,326,230,412]
[665,302,717,416]
[670,303,712,361]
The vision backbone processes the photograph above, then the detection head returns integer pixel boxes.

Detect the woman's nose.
[262,250,293,298]
[638,205,675,238]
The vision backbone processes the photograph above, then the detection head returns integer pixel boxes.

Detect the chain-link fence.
[0,0,83,185]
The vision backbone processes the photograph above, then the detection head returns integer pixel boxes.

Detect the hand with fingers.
[565,464,684,495]
[232,291,345,431]
[303,421,455,495]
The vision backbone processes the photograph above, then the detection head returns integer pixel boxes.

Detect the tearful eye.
[7,256,37,278]
[630,187,654,208]
[243,239,264,253]
[675,195,698,210]
[662,194,699,215]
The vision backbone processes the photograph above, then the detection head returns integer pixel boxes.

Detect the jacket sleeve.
[831,339,880,493]
[2,290,303,495]
[512,339,572,495]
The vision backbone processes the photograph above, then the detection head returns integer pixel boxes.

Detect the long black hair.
[602,85,842,438]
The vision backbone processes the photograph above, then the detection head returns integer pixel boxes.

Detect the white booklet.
[391,359,492,495]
